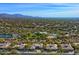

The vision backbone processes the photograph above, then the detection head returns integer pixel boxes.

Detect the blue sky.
[0,3,79,17]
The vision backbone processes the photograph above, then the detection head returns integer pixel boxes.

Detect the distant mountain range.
[0,13,79,21]
[0,13,34,19]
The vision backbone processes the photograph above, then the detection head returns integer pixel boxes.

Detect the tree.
[0,38,5,43]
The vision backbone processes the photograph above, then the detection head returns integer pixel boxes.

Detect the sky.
[0,3,79,17]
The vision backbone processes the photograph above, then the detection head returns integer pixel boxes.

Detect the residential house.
[32,43,43,49]
[0,42,11,48]
[60,44,74,55]
[43,44,58,54]
[47,33,57,39]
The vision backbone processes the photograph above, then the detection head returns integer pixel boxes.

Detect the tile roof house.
[45,44,58,51]
[60,44,74,55]
[31,43,43,49]
[43,44,58,54]
[60,44,74,50]
[13,42,25,49]
[0,42,11,48]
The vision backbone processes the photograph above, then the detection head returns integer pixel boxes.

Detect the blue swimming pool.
[0,34,13,38]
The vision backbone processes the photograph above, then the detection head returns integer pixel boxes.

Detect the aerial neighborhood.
[0,15,78,55]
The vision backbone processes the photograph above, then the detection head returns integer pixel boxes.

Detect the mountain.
[0,13,79,21]
[0,13,33,19]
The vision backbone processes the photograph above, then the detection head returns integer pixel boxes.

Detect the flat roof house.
[34,32,48,35]
[47,36,56,39]
[47,34,57,39]
[39,32,48,34]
